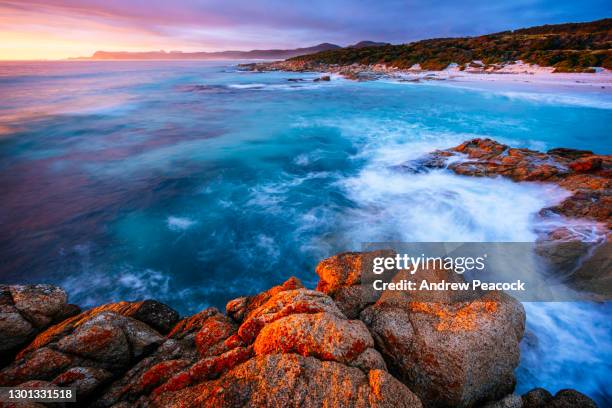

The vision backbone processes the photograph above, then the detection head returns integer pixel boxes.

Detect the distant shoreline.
[239,59,612,92]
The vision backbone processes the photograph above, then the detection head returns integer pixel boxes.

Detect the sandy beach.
[389,66,612,91]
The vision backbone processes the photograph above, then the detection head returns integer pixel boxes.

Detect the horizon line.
[2,17,610,62]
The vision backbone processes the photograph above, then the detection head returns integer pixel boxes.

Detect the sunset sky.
[1,0,610,60]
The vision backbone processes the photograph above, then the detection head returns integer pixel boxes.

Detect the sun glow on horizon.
[1,0,609,60]
[0,30,212,61]
[0,2,252,60]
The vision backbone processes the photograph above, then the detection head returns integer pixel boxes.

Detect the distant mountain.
[78,43,341,60]
[348,41,390,48]
[290,18,612,72]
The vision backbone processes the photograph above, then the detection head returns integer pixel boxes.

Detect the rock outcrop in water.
[415,138,611,230]
[410,138,611,297]
[0,259,599,407]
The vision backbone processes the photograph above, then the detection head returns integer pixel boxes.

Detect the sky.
[0,0,610,60]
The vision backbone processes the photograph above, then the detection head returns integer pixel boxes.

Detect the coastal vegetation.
[289,18,612,72]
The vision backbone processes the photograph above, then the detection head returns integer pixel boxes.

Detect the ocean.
[0,60,610,404]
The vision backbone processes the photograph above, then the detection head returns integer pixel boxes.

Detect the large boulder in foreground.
[316,252,526,408]
[361,290,525,407]
[365,278,525,407]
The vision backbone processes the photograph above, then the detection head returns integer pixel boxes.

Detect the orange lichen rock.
[226,276,303,323]
[17,300,177,359]
[151,354,422,408]
[237,289,344,343]
[568,156,603,173]
[194,314,236,357]
[253,312,375,366]
[146,286,403,406]
[0,285,78,365]
[134,359,191,394]
[361,288,525,408]
[154,346,254,395]
[167,307,220,339]
[416,138,611,298]
[408,300,498,332]
[316,252,364,295]
[0,347,73,386]
[315,250,395,318]
[0,266,598,407]
[0,310,164,390]
[316,250,396,296]
[92,307,237,406]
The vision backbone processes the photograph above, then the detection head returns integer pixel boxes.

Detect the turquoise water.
[0,61,610,404]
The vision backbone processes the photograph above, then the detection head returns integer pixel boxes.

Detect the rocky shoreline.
[0,269,598,408]
[1,140,609,407]
[238,60,612,88]
[239,60,395,81]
